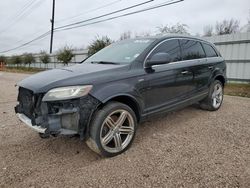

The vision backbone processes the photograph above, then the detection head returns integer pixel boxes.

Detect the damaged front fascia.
[44,95,101,139]
[75,95,101,139]
[16,90,101,140]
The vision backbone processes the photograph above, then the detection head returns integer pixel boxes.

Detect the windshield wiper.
[91,61,120,65]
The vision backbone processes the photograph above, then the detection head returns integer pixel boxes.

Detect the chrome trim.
[151,57,208,69]
[143,37,218,69]
[17,113,46,133]
[181,70,189,74]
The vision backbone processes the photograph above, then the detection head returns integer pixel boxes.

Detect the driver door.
[144,39,194,114]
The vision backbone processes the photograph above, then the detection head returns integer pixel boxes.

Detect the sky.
[0,0,249,56]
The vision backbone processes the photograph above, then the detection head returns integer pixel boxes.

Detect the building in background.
[204,32,250,83]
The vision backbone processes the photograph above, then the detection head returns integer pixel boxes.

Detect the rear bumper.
[17,113,46,133]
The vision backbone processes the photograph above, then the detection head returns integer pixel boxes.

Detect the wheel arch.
[214,74,226,86]
[101,94,142,123]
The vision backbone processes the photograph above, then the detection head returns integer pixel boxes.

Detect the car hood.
[17,63,128,93]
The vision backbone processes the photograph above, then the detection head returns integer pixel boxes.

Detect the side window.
[180,40,206,60]
[150,39,181,62]
[202,43,218,57]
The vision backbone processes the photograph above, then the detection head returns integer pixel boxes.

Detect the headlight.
[42,85,93,101]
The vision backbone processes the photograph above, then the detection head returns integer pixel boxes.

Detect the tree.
[215,19,240,35]
[157,23,189,34]
[22,53,35,68]
[0,55,6,63]
[39,51,50,67]
[203,25,213,37]
[57,46,74,65]
[9,55,22,66]
[88,36,112,56]
[134,31,151,38]
[120,31,132,40]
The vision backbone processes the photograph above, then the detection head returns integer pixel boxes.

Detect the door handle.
[181,70,189,75]
[208,66,214,70]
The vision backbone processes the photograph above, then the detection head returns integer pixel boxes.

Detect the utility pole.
[49,0,55,54]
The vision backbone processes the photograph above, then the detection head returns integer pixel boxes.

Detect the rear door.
[201,42,220,88]
[179,39,207,94]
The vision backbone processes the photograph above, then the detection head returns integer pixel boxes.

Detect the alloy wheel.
[212,83,223,109]
[100,109,135,153]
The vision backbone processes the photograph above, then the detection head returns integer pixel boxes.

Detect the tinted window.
[202,43,218,57]
[180,40,206,60]
[150,39,181,62]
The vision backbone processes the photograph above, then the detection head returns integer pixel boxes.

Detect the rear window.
[202,43,218,57]
[180,39,206,60]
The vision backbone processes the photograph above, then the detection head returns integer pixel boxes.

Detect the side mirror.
[145,52,171,68]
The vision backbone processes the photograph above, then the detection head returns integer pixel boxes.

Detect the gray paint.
[204,32,250,82]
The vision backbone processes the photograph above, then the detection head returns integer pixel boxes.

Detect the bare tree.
[134,31,151,38]
[120,31,132,40]
[157,23,189,34]
[215,19,240,35]
[203,25,213,37]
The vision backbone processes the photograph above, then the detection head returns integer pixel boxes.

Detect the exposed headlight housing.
[42,85,93,101]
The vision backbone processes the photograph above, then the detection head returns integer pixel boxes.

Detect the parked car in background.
[15,35,226,157]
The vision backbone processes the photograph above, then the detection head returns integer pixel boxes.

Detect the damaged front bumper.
[15,87,100,138]
[17,113,46,133]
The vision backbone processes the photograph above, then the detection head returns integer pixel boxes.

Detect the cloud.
[0,0,249,55]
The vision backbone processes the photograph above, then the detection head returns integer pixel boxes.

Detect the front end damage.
[15,87,100,139]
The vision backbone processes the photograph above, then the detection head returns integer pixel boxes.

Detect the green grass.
[225,83,250,98]
[1,66,46,74]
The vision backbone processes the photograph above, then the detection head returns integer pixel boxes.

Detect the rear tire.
[86,102,137,157]
[200,80,224,111]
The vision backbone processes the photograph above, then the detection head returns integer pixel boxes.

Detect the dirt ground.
[0,72,250,188]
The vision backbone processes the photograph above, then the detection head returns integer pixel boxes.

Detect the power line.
[2,0,35,23]
[0,0,44,34]
[0,0,154,53]
[50,0,154,53]
[17,0,44,20]
[0,31,50,53]
[14,0,38,20]
[55,0,182,32]
[55,0,123,24]
[0,0,184,54]
[55,0,154,30]
[0,0,37,33]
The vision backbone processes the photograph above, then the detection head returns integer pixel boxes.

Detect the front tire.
[200,80,224,111]
[39,133,50,139]
[86,102,137,157]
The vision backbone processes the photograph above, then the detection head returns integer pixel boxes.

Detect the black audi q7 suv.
[15,35,226,157]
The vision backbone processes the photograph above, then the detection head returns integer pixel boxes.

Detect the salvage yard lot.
[0,72,250,187]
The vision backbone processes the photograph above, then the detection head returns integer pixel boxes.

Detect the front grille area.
[17,87,36,119]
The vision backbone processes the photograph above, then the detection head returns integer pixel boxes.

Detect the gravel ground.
[0,72,250,188]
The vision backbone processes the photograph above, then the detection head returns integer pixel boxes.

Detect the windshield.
[84,39,155,64]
